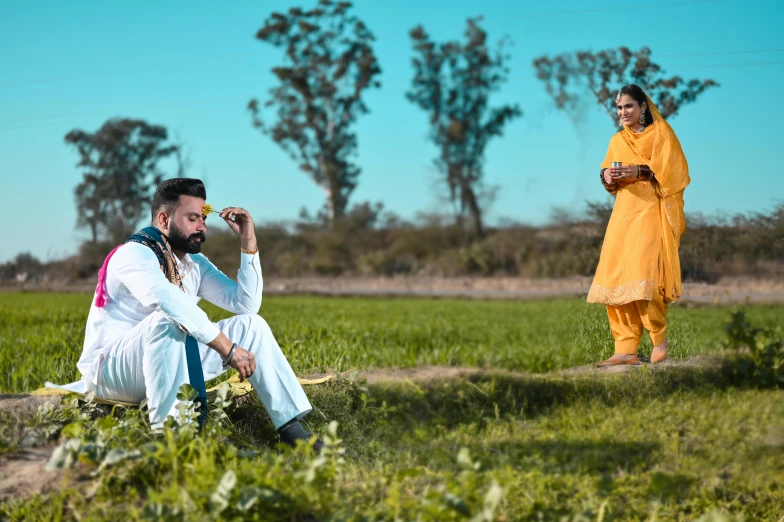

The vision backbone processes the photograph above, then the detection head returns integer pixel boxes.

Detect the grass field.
[1,292,783,521]
[3,293,784,393]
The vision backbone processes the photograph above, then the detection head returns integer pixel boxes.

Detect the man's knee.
[236,313,272,335]
[144,313,187,351]
[234,314,276,356]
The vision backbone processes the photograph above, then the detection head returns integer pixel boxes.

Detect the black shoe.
[279,436,325,455]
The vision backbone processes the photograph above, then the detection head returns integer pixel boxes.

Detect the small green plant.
[46,384,235,474]
[723,309,784,387]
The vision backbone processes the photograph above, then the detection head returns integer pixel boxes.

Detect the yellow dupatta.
[588,95,690,305]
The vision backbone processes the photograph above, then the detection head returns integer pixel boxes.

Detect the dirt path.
[341,355,722,383]
[5,276,784,303]
[0,447,70,502]
[0,355,724,502]
[265,277,784,304]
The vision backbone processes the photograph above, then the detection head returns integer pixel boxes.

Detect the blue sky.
[1,0,782,262]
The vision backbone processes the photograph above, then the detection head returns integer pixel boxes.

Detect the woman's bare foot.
[651,340,669,363]
[596,353,640,367]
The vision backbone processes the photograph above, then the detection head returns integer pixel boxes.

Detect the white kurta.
[49,243,311,429]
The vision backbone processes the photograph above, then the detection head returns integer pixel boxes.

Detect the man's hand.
[207,332,256,381]
[219,206,257,253]
[227,346,256,382]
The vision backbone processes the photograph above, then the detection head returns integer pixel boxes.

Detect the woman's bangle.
[600,169,618,191]
[637,165,654,181]
[222,343,238,368]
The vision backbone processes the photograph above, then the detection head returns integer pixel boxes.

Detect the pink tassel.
[94,245,123,308]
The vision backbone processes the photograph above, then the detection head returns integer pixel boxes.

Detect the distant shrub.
[4,203,782,283]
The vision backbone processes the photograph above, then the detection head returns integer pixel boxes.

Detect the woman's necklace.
[631,124,646,134]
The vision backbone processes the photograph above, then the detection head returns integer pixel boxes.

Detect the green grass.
[1,292,783,393]
[1,292,784,520]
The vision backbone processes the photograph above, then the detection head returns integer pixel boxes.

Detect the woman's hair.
[616,84,654,125]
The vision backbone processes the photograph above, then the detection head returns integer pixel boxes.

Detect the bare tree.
[66,118,178,241]
[249,0,381,226]
[533,46,718,127]
[73,173,108,243]
[407,17,521,237]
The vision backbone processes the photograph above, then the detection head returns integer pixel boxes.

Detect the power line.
[1,58,781,133]
[0,0,736,90]
[659,48,784,58]
[5,43,771,92]
[0,50,260,90]
[685,60,784,69]
[0,100,251,134]
[517,0,728,20]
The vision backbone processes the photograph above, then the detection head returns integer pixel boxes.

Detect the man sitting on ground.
[54,178,319,450]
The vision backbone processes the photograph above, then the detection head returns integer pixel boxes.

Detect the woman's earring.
[639,110,646,125]
[619,117,623,127]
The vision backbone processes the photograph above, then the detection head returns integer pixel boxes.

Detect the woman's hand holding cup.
[610,162,640,183]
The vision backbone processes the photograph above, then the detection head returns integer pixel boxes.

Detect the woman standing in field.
[588,84,690,367]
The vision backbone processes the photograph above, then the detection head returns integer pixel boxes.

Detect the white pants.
[95,312,312,429]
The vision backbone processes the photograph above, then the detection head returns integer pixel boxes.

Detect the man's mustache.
[189,232,206,243]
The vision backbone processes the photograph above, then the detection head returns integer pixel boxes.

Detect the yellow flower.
[202,204,215,218]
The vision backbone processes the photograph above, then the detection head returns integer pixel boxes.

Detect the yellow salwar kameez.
[587,96,690,355]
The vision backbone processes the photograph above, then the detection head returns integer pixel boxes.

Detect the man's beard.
[167,223,206,254]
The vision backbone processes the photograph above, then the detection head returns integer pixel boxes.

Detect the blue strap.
[185,334,209,429]
[127,227,210,429]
